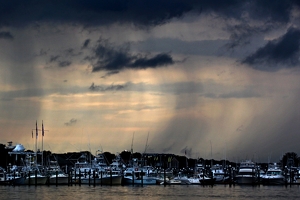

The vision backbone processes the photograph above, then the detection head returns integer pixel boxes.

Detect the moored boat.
[235,160,259,185]
[261,163,286,185]
[123,167,157,185]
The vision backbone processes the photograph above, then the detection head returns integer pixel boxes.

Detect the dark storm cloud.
[0,31,13,40]
[46,47,81,68]
[89,82,127,92]
[48,55,72,68]
[129,53,174,69]
[0,0,198,28]
[242,27,300,70]
[58,61,72,68]
[0,1,298,29]
[222,0,299,50]
[247,0,294,23]
[101,71,120,78]
[226,24,271,49]
[49,55,60,63]
[90,39,174,73]
[82,39,91,49]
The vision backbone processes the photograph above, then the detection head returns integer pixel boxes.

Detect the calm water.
[1,185,300,200]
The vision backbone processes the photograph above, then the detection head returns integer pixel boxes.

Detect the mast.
[144,132,149,154]
[210,140,213,167]
[35,120,38,166]
[42,120,44,167]
[130,132,134,167]
[131,132,134,154]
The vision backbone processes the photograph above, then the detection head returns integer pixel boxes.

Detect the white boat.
[123,167,157,185]
[210,164,230,184]
[174,172,215,185]
[23,166,48,185]
[174,174,192,185]
[46,157,69,185]
[235,160,259,185]
[261,163,286,185]
[157,177,182,185]
[48,170,69,185]
[81,173,123,185]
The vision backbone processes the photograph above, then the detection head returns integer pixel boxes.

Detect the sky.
[1,0,300,162]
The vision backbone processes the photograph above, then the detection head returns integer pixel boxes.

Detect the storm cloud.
[89,82,127,92]
[2,0,300,161]
[243,27,300,70]
[0,0,298,29]
[89,39,174,73]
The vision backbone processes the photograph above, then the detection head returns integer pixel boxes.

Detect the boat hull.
[49,176,69,185]
[235,176,258,185]
[24,176,48,185]
[123,177,157,185]
[261,177,286,185]
[79,175,123,185]
[10,177,26,185]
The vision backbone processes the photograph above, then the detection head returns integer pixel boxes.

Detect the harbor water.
[1,185,300,200]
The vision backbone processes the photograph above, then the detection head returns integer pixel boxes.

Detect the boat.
[0,167,11,185]
[235,160,259,185]
[48,169,69,185]
[156,176,182,185]
[5,165,26,185]
[261,163,286,185]
[174,171,215,185]
[210,164,230,184]
[79,170,123,185]
[23,166,48,185]
[123,167,157,185]
[174,172,192,185]
[46,155,69,185]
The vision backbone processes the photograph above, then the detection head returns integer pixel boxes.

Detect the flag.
[36,120,38,138]
[42,121,44,137]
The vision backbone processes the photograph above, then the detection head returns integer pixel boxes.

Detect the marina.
[1,141,300,187]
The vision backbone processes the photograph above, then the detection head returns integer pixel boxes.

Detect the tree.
[120,150,131,164]
[280,152,299,168]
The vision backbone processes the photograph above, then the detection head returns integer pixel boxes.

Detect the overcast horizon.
[1,0,300,163]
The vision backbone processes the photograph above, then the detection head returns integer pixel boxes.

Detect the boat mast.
[131,132,134,154]
[35,120,38,166]
[144,132,149,154]
[210,140,213,167]
[42,121,44,167]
